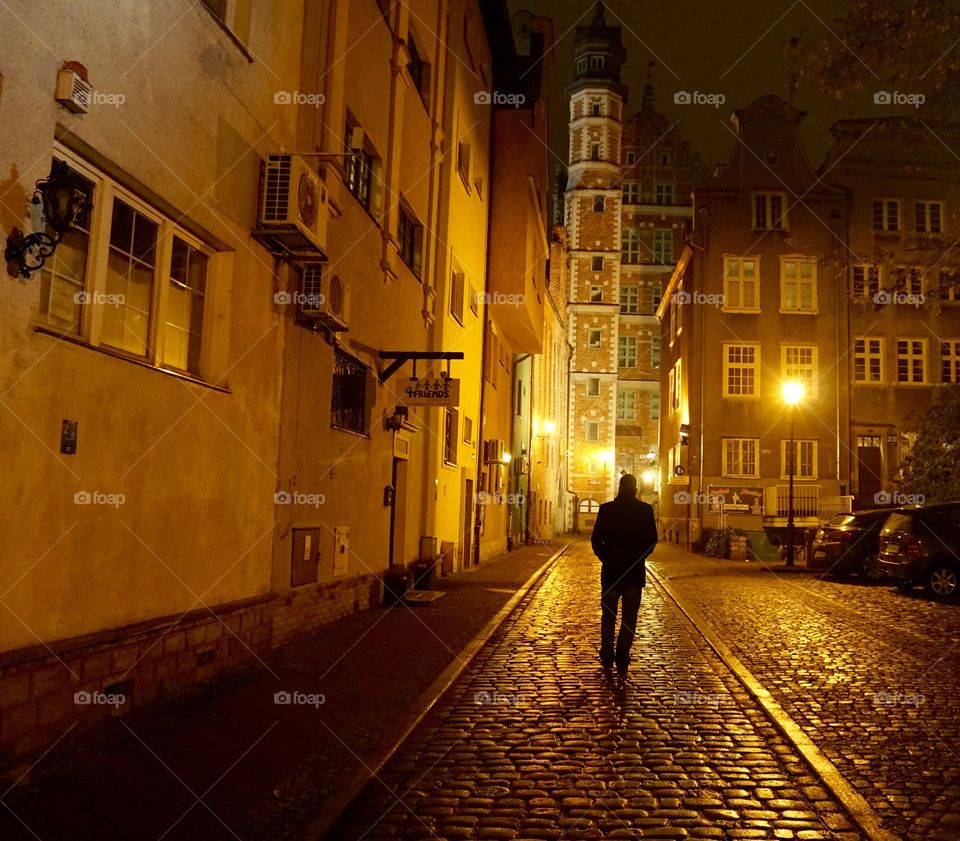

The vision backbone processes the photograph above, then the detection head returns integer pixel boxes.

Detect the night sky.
[510,0,898,175]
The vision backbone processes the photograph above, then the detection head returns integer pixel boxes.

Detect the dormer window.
[576,57,587,74]
[589,54,605,70]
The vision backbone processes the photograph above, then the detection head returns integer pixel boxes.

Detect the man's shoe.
[599,650,615,669]
[615,656,630,677]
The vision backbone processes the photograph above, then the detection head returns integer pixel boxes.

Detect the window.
[398,205,423,277]
[485,324,499,386]
[587,328,602,348]
[344,120,376,211]
[872,199,899,232]
[942,341,960,383]
[591,255,604,272]
[469,283,479,315]
[896,338,928,383]
[621,227,641,264]
[587,377,600,396]
[450,270,465,323]
[625,151,637,165]
[576,57,587,74]
[589,285,603,303]
[651,281,662,313]
[854,337,884,383]
[619,284,639,314]
[658,150,671,166]
[655,183,674,205]
[782,440,817,479]
[622,182,641,204]
[331,349,368,433]
[649,392,660,421]
[671,359,681,412]
[589,54,605,70]
[894,266,924,297]
[723,438,758,477]
[723,256,759,311]
[38,153,213,378]
[586,421,600,442]
[463,415,473,444]
[651,337,660,369]
[616,390,636,420]
[723,344,759,397]
[591,101,602,116]
[407,37,429,108]
[852,264,880,299]
[915,200,943,233]
[444,409,458,465]
[781,345,818,398]
[781,258,817,312]
[939,268,960,302]
[457,140,471,188]
[618,335,637,368]
[652,229,672,264]
[754,192,787,229]
[590,142,601,161]
[592,195,605,212]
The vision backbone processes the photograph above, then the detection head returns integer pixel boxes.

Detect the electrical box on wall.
[333,527,349,577]
[290,528,320,587]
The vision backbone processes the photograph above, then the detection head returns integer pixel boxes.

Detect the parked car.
[878,502,960,597]
[810,509,893,578]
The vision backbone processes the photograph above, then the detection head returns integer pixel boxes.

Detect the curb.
[649,567,902,841]
[308,540,574,841]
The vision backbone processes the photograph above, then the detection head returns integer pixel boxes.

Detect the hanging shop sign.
[401,377,461,407]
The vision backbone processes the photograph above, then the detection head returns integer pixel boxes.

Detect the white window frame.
[852,264,880,300]
[616,389,637,421]
[781,344,818,399]
[587,377,600,397]
[651,336,660,369]
[619,284,639,314]
[780,257,817,313]
[671,359,682,412]
[722,438,759,478]
[617,335,637,368]
[896,337,928,384]
[915,199,944,234]
[723,255,760,312]
[942,340,960,384]
[781,439,818,479]
[854,337,885,384]
[753,191,787,230]
[585,421,600,442]
[589,284,603,303]
[652,229,673,265]
[621,227,642,264]
[649,391,660,422]
[723,343,760,398]
[872,198,900,232]
[37,147,217,380]
[587,328,602,348]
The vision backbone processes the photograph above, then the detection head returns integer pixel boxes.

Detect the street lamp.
[782,381,805,567]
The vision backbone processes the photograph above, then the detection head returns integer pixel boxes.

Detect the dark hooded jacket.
[590,493,658,587]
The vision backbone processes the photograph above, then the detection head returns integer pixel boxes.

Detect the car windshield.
[881,512,913,534]
[828,514,856,527]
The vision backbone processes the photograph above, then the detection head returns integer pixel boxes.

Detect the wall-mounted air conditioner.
[484,439,505,464]
[257,154,328,256]
[297,263,349,331]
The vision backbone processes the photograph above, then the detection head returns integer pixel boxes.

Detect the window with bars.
[896,338,927,383]
[753,192,786,229]
[942,341,960,383]
[852,264,880,299]
[915,200,944,233]
[723,344,759,397]
[722,438,758,477]
[331,350,367,433]
[616,390,636,420]
[781,258,817,312]
[618,335,637,368]
[723,256,759,310]
[854,337,884,383]
[619,284,639,313]
[782,345,817,397]
[872,199,900,232]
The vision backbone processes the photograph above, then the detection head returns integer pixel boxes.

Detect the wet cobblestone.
[338,543,850,840]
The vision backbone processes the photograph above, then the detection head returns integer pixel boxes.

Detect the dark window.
[331,350,367,433]
[398,205,423,277]
[344,123,373,209]
[444,408,458,464]
[593,196,605,212]
[591,256,604,272]
[407,38,429,108]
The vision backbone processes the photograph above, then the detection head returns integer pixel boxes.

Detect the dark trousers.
[600,579,643,666]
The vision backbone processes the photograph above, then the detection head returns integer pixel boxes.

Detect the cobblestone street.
[338,542,861,841]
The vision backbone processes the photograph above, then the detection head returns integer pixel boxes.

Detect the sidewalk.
[0,540,568,841]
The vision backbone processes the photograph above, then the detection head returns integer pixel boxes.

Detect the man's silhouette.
[590,473,658,676]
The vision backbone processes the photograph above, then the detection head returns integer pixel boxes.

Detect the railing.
[764,484,821,518]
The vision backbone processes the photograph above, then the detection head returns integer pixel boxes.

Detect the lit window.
[723,344,759,397]
[723,256,759,311]
[782,345,818,398]
[854,337,884,383]
[722,438,758,477]
[344,119,378,211]
[872,199,899,232]
[939,268,960,302]
[753,192,787,230]
[671,359,681,411]
[781,258,817,312]
[896,338,927,384]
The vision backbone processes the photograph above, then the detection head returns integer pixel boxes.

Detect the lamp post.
[782,381,805,567]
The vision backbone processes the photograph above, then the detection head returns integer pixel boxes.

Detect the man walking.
[590,473,658,677]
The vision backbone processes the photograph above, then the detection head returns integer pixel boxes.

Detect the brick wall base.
[0,574,383,780]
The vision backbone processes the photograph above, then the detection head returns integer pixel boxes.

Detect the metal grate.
[262,155,292,222]
[331,350,366,433]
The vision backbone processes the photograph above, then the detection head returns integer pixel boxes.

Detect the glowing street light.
[543,419,556,434]
[782,381,805,567]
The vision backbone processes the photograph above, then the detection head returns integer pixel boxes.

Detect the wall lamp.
[5,159,91,280]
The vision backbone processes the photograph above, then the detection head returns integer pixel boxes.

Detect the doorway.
[856,435,882,508]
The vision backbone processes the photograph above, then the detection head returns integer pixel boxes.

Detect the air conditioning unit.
[257,154,328,256]
[297,263,349,331]
[55,66,92,114]
[484,439,505,464]
[514,455,529,475]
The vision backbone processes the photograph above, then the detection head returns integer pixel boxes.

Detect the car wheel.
[859,554,884,580]
[927,565,959,597]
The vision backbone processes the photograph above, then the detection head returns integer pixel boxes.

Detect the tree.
[800,1,960,115]
[900,386,960,502]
